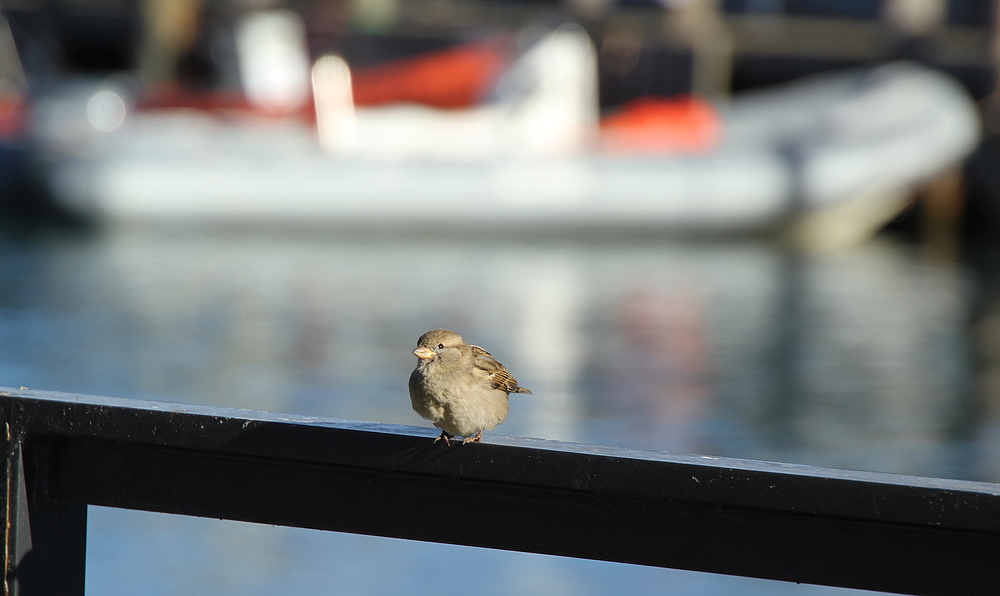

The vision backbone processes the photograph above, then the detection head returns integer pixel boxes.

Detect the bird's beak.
[413,346,436,360]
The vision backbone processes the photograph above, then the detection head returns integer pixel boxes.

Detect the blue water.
[1,226,989,595]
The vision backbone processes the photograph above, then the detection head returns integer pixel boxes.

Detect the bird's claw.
[461,430,484,445]
[432,430,482,446]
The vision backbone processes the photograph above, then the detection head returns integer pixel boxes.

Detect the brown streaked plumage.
[408,329,531,445]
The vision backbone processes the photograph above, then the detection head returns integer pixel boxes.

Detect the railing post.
[2,417,86,596]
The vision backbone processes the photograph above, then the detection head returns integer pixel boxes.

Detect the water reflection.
[0,227,984,471]
[510,253,586,441]
[594,286,711,453]
[0,226,991,595]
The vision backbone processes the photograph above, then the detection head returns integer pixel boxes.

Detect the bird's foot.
[461,430,484,445]
[433,431,454,446]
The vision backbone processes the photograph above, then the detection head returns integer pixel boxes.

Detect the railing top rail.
[4,387,1000,529]
[3,386,999,596]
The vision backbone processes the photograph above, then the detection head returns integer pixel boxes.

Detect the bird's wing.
[470,345,532,394]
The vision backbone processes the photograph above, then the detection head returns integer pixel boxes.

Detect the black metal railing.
[2,386,999,596]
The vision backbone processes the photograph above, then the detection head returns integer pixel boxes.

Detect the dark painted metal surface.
[2,386,1000,596]
[3,406,88,596]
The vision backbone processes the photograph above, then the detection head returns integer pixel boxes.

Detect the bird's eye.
[437,343,445,349]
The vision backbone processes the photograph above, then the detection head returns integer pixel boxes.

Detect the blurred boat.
[36,19,979,246]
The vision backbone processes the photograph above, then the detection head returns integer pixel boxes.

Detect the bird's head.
[413,328,466,363]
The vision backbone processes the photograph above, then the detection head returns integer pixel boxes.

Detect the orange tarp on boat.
[600,96,721,154]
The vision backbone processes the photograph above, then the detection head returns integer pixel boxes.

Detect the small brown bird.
[409,328,531,445]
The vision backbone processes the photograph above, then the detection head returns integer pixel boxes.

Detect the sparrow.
[409,328,531,445]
